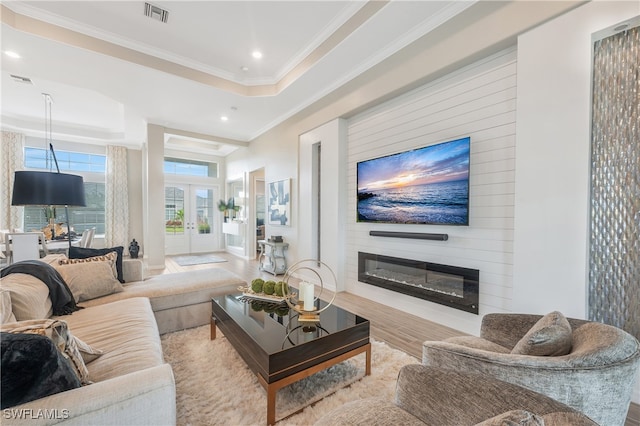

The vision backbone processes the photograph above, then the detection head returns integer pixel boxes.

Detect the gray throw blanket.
[1,260,80,315]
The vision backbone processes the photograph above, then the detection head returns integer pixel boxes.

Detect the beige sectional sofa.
[1,254,246,425]
[80,257,246,334]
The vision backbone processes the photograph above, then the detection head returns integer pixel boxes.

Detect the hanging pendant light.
[11,93,86,249]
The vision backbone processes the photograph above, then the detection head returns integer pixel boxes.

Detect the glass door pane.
[190,187,216,253]
[165,185,187,255]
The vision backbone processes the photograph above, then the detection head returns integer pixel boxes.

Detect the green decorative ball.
[263,280,276,295]
[275,306,290,317]
[274,281,288,297]
[251,278,264,293]
[250,301,263,312]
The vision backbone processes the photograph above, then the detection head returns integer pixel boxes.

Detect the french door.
[165,184,219,255]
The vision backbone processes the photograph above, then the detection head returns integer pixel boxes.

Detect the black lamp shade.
[12,171,86,207]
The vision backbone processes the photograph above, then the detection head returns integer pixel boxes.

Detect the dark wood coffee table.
[211,292,371,425]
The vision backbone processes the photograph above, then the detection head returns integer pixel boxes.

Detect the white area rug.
[171,254,228,266]
[161,325,418,425]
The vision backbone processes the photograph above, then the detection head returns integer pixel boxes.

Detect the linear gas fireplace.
[358,252,479,314]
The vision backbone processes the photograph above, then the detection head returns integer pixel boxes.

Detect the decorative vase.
[128,239,140,258]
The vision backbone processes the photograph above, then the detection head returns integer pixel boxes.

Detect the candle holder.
[282,259,337,323]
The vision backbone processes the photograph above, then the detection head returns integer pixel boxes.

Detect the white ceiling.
[1,1,479,155]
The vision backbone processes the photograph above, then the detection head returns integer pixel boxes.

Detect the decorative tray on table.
[237,286,295,305]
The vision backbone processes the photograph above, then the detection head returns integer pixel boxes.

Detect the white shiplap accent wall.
[346,47,517,334]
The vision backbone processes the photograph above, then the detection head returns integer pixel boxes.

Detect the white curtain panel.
[105,145,129,248]
[1,131,25,232]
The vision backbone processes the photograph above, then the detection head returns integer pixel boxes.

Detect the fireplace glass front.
[358,252,479,314]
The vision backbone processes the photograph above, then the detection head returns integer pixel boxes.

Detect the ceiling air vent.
[144,2,169,23]
[10,74,33,85]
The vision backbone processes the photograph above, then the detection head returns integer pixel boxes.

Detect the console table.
[258,240,289,275]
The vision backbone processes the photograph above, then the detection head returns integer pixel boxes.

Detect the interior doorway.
[249,169,265,257]
[164,183,219,255]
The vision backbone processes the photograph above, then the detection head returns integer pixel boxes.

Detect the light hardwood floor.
[152,252,639,426]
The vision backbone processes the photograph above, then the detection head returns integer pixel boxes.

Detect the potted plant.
[217,199,229,222]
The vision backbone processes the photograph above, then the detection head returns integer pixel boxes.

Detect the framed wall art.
[268,178,291,226]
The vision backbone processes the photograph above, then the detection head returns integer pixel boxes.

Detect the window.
[164,157,217,177]
[22,147,106,235]
[25,147,105,173]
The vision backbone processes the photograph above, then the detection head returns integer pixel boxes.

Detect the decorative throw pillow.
[0,273,53,320]
[69,246,125,283]
[54,261,124,302]
[511,311,572,356]
[58,251,118,280]
[40,253,68,266]
[1,332,81,409]
[0,289,17,324]
[1,318,102,385]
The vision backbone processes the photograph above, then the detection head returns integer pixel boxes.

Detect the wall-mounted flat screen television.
[357,136,470,225]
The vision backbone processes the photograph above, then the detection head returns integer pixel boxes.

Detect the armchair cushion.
[511,311,572,356]
[476,410,543,426]
[444,336,510,353]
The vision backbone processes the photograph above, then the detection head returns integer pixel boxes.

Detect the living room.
[2,1,639,424]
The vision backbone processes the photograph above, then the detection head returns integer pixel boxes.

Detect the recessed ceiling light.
[241,66,249,72]
[252,51,262,59]
[5,51,21,59]
[614,24,629,32]
[220,116,229,122]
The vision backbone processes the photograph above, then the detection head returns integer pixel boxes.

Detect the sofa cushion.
[0,260,80,316]
[77,268,245,312]
[57,297,164,383]
[0,273,53,320]
[54,261,124,302]
[511,311,572,356]
[1,332,81,409]
[1,318,101,385]
[0,289,17,324]
[58,251,118,280]
[69,246,125,283]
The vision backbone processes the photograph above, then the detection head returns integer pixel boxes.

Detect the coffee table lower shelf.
[259,343,371,425]
[211,316,371,425]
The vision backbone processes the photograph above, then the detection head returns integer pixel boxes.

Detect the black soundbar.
[369,231,448,241]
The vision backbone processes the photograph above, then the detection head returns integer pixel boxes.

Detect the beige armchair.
[422,313,640,426]
[315,365,597,426]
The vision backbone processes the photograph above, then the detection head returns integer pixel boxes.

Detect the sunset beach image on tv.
[357,137,470,225]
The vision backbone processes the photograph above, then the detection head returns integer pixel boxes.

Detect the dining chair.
[6,233,42,263]
[78,229,90,248]
[76,227,96,248]
[86,227,96,248]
